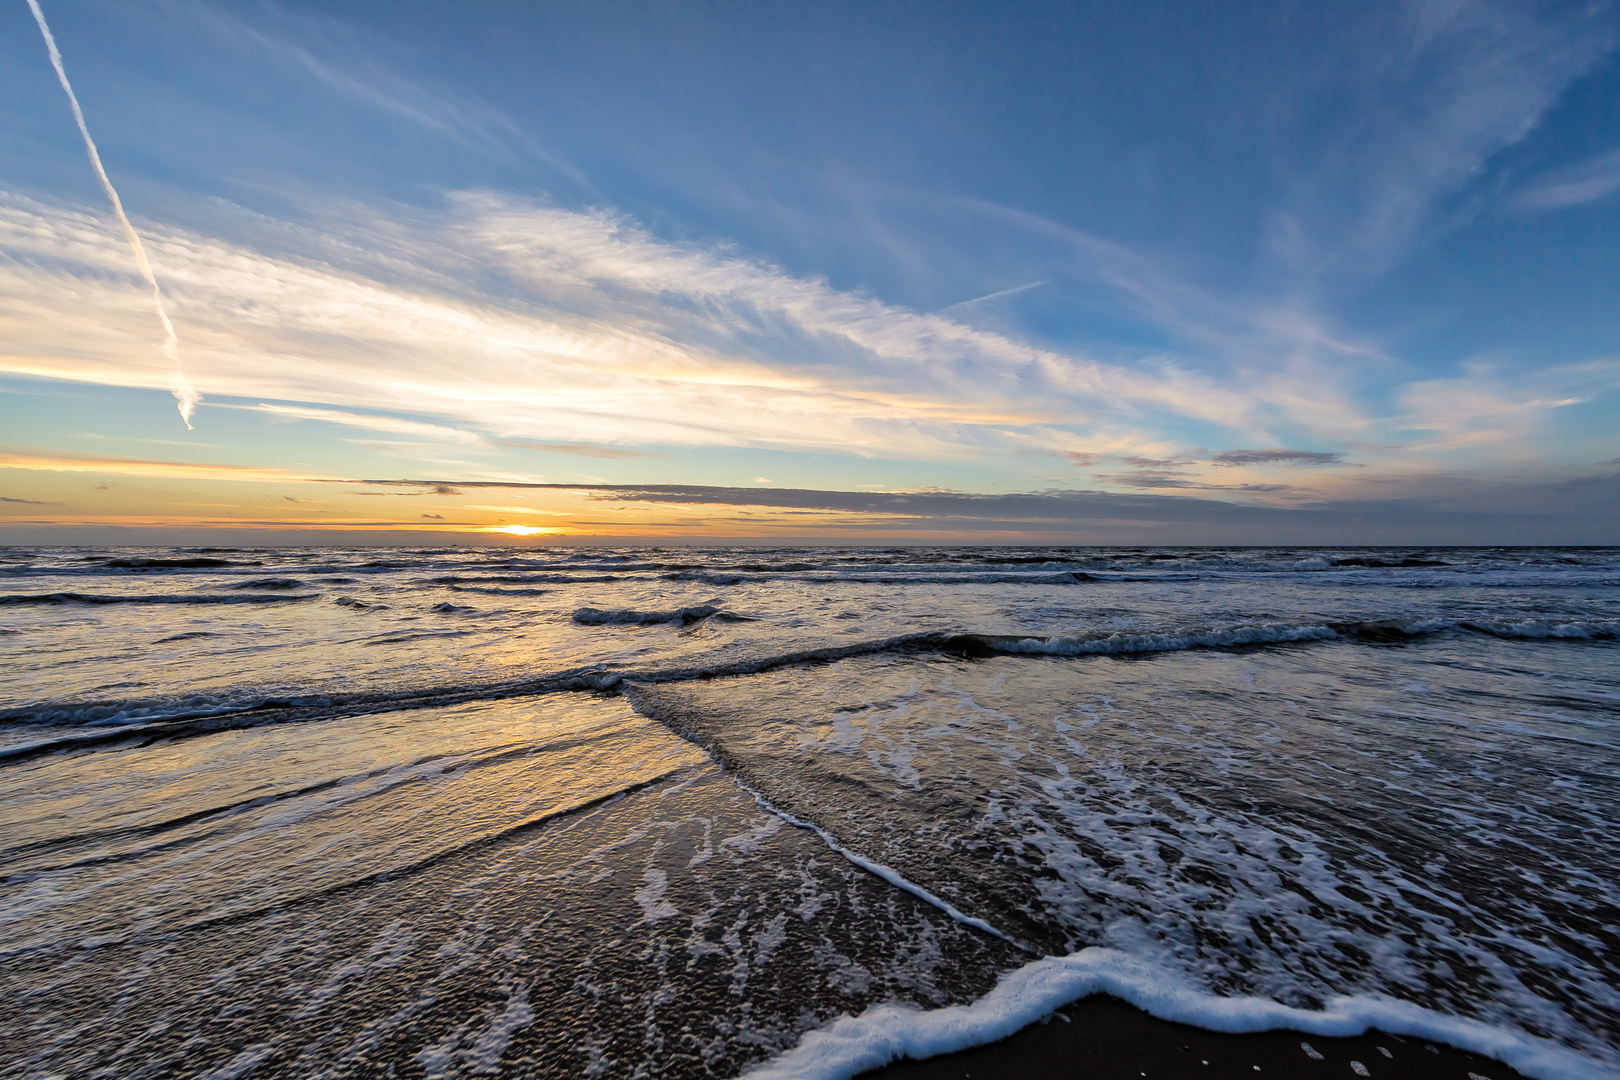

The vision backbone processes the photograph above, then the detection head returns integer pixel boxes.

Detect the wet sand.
[859,995,1528,1080]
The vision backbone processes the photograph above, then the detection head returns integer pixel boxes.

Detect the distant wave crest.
[0,592,317,606]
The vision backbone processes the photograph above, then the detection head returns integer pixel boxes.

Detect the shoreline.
[856,994,1531,1079]
[746,947,1597,1080]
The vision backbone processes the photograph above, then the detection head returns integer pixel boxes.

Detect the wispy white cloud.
[1264,0,1615,283]
[1,189,1611,503]
[162,0,596,196]
[206,403,662,459]
[0,448,319,483]
[225,403,485,443]
[910,191,1400,448]
[0,191,1257,458]
[1513,149,1620,211]
[493,439,661,459]
[1393,357,1620,454]
[900,1,1615,464]
[75,433,227,448]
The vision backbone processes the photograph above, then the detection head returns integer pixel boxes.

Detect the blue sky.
[1,0,1617,543]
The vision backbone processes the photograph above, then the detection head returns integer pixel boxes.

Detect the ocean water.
[1,545,1616,1079]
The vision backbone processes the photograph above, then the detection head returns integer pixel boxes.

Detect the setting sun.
[488,524,559,536]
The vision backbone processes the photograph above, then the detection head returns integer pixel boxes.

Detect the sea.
[1,545,1616,1080]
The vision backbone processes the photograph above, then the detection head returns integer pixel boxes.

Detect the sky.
[1,0,1617,545]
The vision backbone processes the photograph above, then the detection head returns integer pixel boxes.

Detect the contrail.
[27,0,200,428]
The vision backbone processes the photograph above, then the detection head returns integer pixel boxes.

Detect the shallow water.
[1,545,1616,1078]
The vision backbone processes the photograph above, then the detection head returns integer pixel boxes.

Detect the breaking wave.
[4,613,1615,754]
[573,604,757,626]
[945,617,1620,657]
[748,949,1607,1080]
[0,591,318,606]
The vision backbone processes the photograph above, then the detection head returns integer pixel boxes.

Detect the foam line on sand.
[730,779,1027,951]
[743,948,1610,1080]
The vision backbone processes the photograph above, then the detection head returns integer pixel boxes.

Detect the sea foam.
[745,948,1611,1080]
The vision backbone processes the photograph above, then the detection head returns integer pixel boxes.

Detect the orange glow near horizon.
[0,453,1197,543]
[488,524,563,536]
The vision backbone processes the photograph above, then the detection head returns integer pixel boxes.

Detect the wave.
[658,572,747,585]
[835,571,1096,585]
[428,575,550,585]
[944,617,1619,657]
[4,616,1610,761]
[745,948,1609,1080]
[0,592,318,606]
[573,604,755,626]
[584,555,1478,576]
[1460,618,1619,640]
[9,547,1616,590]
[102,557,261,569]
[1331,617,1618,643]
[442,573,627,584]
[447,585,553,596]
[945,624,1340,657]
[651,570,1098,586]
[0,633,945,759]
[0,690,345,737]
[501,562,1109,585]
